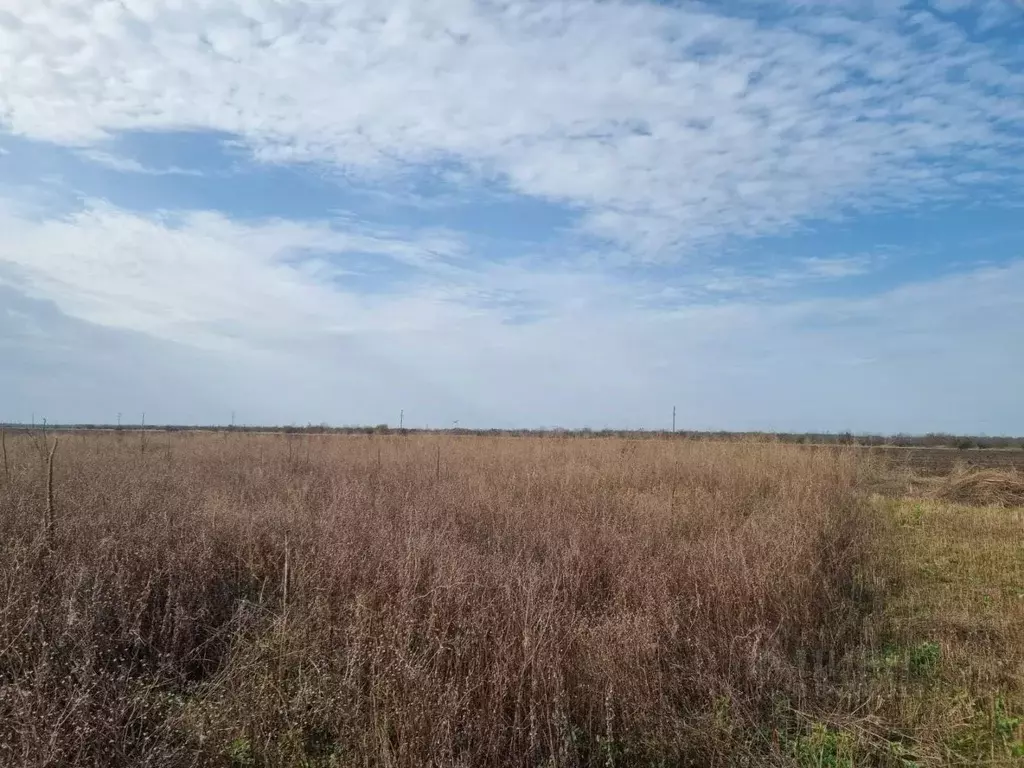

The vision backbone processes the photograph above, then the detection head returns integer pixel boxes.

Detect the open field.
[0,431,1021,766]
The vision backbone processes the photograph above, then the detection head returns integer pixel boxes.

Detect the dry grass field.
[0,431,1020,767]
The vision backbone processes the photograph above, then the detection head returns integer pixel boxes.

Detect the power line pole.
[399,409,404,429]
[672,405,676,433]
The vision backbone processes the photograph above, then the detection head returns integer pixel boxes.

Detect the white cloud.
[692,254,876,294]
[0,0,1021,256]
[76,149,203,176]
[798,255,874,279]
[0,199,473,350]
[0,197,1021,432]
[0,197,883,352]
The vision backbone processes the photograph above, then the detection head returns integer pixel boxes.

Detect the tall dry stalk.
[1,427,8,483]
[44,437,58,544]
[282,529,290,616]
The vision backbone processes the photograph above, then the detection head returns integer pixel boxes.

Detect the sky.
[1,0,1022,433]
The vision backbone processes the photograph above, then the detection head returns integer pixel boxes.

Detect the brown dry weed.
[0,433,873,767]
[932,467,1024,508]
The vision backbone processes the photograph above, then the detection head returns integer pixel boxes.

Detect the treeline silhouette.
[3,422,1022,449]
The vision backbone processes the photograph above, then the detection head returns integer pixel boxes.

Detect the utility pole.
[231,411,236,429]
[672,405,676,433]
[399,409,404,429]
[117,413,121,429]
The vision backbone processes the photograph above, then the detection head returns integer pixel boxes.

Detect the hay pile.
[933,468,1024,507]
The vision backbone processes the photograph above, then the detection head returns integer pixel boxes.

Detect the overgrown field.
[0,432,1020,766]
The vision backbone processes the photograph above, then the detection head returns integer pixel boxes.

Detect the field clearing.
[0,431,1021,766]
[866,447,1024,478]
[861,498,1024,766]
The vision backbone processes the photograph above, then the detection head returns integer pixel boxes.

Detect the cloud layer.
[4,248,1023,432]
[1,0,1022,431]
[0,200,474,349]
[2,0,1022,254]
[2,192,1021,433]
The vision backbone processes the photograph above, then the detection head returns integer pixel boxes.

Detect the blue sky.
[1,0,1022,433]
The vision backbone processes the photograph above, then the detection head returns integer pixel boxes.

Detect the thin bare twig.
[282,529,291,616]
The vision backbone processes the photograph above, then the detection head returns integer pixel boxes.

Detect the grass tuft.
[932,467,1024,507]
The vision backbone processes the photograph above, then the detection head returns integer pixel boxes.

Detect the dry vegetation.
[3,431,1022,767]
[931,468,1024,508]
[859,496,1024,767]
[0,432,877,767]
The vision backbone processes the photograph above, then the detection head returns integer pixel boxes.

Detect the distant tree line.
[1,423,1022,449]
